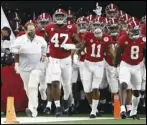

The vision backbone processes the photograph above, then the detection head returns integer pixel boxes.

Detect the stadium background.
[1,1,146,114]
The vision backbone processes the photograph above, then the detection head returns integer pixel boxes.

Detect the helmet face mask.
[38,20,49,30]
[107,25,119,36]
[107,10,118,19]
[129,28,140,39]
[77,23,88,33]
[93,28,103,38]
[53,13,67,24]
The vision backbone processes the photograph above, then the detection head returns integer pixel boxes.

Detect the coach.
[10,22,47,117]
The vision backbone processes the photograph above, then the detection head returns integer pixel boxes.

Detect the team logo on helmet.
[103,37,109,42]
[67,25,72,29]
[90,39,93,43]
[125,41,128,45]
[142,37,146,42]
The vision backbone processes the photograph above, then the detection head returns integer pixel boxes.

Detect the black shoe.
[56,107,63,117]
[129,114,140,120]
[68,105,73,116]
[96,112,102,117]
[63,100,69,113]
[43,107,51,115]
[90,114,96,118]
[127,110,131,117]
[120,111,127,119]
[25,108,32,117]
[140,98,145,107]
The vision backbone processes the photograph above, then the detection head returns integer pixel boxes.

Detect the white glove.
[62,44,76,50]
[73,54,79,66]
[14,63,20,74]
[93,2,102,16]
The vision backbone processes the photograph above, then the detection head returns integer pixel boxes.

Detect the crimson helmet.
[140,15,146,24]
[67,10,76,22]
[119,10,125,17]
[76,17,89,33]
[86,14,96,32]
[128,16,139,22]
[36,13,52,30]
[92,16,105,38]
[128,20,140,39]
[105,3,119,19]
[53,8,67,25]
[107,18,119,36]
[92,16,105,30]
[119,13,130,30]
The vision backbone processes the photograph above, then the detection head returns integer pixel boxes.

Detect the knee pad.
[120,82,128,90]
[133,90,140,97]
[52,81,60,89]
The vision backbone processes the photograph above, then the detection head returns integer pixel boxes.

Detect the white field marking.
[1,117,146,124]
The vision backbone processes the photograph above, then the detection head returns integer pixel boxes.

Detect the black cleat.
[120,111,127,119]
[63,100,69,114]
[127,110,131,117]
[43,107,51,115]
[90,114,96,118]
[129,114,140,120]
[25,108,32,117]
[56,107,63,117]
[96,112,102,117]
[140,98,145,107]
[68,105,73,116]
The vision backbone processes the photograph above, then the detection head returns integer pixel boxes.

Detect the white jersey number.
[91,44,101,57]
[51,33,68,47]
[131,46,139,59]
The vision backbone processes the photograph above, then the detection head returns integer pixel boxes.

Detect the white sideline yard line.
[1,117,146,124]
[0,117,116,124]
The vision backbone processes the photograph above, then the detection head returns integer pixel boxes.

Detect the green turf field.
[1,113,146,124]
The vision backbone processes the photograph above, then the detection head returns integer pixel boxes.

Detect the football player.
[76,17,115,118]
[45,8,81,117]
[115,20,146,119]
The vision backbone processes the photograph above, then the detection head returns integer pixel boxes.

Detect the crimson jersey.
[83,32,113,62]
[104,35,117,66]
[141,24,146,37]
[45,23,77,59]
[118,35,146,65]
[116,30,128,41]
[17,31,25,37]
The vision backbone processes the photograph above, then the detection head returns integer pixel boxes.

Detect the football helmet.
[105,3,119,19]
[140,15,146,24]
[67,10,76,22]
[119,13,130,30]
[36,13,52,30]
[107,18,119,36]
[86,14,96,31]
[76,17,89,33]
[53,8,67,25]
[128,20,140,39]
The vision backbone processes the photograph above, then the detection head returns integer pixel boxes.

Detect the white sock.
[91,100,99,115]
[46,101,52,109]
[120,105,126,113]
[130,95,140,116]
[126,104,132,112]
[54,100,60,108]
[72,98,75,105]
